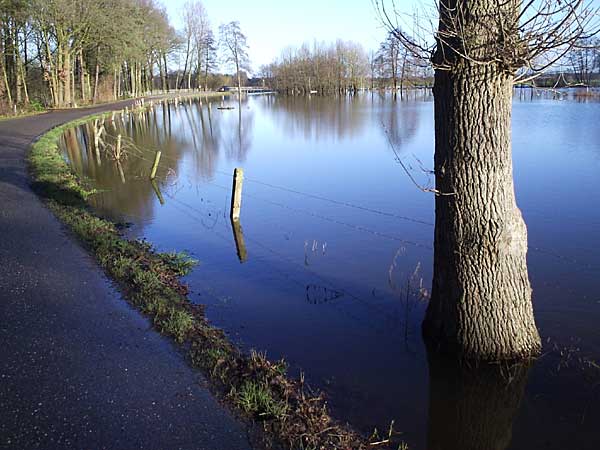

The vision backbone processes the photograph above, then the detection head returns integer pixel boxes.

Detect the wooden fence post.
[230,168,244,220]
[115,134,122,160]
[150,151,162,180]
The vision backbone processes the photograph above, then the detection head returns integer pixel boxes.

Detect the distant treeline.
[515,38,600,89]
[527,72,600,88]
[260,33,600,97]
[258,33,433,97]
[0,0,246,114]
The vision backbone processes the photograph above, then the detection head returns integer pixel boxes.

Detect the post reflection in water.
[225,97,254,163]
[426,349,532,450]
[230,217,248,263]
[150,179,165,205]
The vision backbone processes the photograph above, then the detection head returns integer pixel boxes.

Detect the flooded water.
[59,91,600,450]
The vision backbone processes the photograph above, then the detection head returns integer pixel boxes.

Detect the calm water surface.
[60,92,600,449]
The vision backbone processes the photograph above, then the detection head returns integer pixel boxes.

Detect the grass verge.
[28,98,400,450]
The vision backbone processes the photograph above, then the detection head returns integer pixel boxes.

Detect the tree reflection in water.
[426,347,532,450]
[225,96,254,163]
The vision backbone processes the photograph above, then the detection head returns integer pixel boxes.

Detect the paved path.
[0,100,253,450]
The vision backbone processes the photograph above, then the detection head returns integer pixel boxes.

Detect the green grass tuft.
[160,308,195,343]
[235,380,288,420]
[160,251,198,276]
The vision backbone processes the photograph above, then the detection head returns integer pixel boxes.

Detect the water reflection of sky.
[60,92,600,450]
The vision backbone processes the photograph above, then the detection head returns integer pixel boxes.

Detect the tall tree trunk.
[141,66,146,93]
[1,34,12,105]
[235,59,242,103]
[162,54,169,92]
[19,59,28,104]
[1,58,12,105]
[424,0,541,360]
[122,63,130,95]
[118,67,122,98]
[113,66,118,100]
[399,52,407,101]
[392,51,398,100]
[93,62,100,104]
[130,63,136,97]
[41,30,59,106]
[148,61,154,93]
[79,49,86,103]
[71,57,75,105]
[4,23,15,101]
[13,27,22,105]
[63,47,71,106]
[56,43,63,106]
[86,70,92,101]
[179,36,190,90]
[204,60,209,92]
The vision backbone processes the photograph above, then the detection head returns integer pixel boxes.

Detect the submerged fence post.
[115,134,122,160]
[117,161,126,184]
[150,150,162,180]
[230,168,244,220]
[230,217,248,262]
[151,179,165,205]
[92,120,102,165]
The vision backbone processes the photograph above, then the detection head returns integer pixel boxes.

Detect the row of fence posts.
[94,95,247,262]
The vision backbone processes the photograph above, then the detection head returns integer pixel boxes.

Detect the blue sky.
[162,0,417,72]
[162,0,600,74]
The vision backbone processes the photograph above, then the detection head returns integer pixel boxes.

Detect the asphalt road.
[0,100,253,450]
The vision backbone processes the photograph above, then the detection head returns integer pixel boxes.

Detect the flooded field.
[59,92,600,449]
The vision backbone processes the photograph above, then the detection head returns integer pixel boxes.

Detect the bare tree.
[568,37,599,86]
[368,50,378,90]
[379,33,401,97]
[374,0,598,360]
[179,1,197,89]
[200,28,217,91]
[265,40,370,96]
[180,0,211,90]
[218,21,250,96]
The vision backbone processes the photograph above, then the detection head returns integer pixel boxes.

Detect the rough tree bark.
[423,0,541,360]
